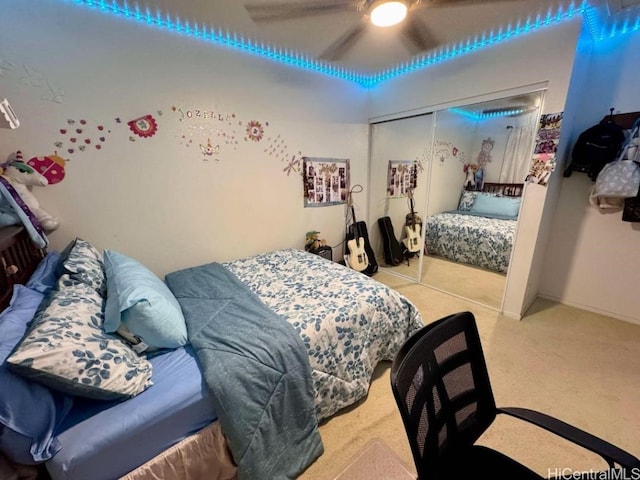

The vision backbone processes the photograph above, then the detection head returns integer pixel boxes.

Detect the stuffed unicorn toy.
[0,155,59,232]
[464,163,477,189]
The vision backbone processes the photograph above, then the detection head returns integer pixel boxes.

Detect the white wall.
[4,3,636,325]
[368,19,583,318]
[539,32,640,325]
[1,2,369,276]
[427,112,474,216]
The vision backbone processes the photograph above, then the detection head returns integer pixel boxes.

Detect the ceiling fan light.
[370,1,408,28]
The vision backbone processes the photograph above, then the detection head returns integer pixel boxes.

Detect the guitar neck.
[349,192,361,240]
[408,190,417,224]
[351,206,361,241]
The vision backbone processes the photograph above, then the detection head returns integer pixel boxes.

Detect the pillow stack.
[6,239,153,401]
[457,190,522,219]
[1,238,189,466]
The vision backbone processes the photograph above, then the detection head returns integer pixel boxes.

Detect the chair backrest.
[390,311,497,479]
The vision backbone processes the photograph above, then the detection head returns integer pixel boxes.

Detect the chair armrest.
[497,407,640,470]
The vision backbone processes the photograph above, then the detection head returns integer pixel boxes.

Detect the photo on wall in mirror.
[387,160,417,198]
[303,157,350,207]
[526,112,563,187]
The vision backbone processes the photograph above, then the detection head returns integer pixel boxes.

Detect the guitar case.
[377,216,404,266]
[347,221,378,276]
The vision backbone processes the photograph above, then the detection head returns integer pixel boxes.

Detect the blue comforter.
[165,262,323,480]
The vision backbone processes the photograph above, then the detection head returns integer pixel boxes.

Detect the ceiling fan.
[244,0,522,62]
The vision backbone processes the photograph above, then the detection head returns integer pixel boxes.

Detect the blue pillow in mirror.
[470,194,521,218]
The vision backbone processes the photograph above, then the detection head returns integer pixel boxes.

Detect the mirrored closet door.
[368,113,433,284]
[368,90,545,310]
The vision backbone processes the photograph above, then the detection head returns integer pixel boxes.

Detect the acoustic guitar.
[346,193,369,272]
[403,189,422,254]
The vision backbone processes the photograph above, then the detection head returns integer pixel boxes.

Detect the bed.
[0,233,424,480]
[0,226,45,311]
[425,182,524,273]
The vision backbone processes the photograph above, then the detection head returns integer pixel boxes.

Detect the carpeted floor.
[299,271,640,479]
[385,254,506,309]
[332,438,414,480]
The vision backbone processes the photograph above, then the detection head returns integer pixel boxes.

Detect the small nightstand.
[307,245,333,262]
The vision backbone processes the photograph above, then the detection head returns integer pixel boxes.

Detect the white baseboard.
[537,293,640,327]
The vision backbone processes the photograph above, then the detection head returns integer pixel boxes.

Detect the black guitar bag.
[377,216,404,266]
[347,221,378,276]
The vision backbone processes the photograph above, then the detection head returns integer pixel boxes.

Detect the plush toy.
[305,231,326,251]
[463,163,478,189]
[0,153,59,232]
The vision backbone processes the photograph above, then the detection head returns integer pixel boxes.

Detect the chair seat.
[442,445,544,479]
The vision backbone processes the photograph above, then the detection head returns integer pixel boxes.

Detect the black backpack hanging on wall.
[564,109,626,180]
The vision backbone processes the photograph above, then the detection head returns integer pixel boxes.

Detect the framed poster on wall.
[303,157,350,207]
[387,160,417,198]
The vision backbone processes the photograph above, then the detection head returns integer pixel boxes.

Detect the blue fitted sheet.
[45,345,217,480]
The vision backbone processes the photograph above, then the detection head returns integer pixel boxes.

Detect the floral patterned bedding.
[425,211,517,273]
[223,248,424,421]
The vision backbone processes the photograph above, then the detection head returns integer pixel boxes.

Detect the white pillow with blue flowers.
[458,190,501,211]
[458,190,479,211]
[7,275,153,401]
[59,238,107,297]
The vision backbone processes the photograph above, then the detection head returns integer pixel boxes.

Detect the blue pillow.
[470,194,521,218]
[103,250,188,351]
[0,285,74,464]
[25,251,61,294]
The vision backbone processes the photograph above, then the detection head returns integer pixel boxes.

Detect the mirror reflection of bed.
[368,89,544,310]
[393,182,524,309]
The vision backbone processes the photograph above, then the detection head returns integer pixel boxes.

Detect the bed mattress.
[45,345,218,480]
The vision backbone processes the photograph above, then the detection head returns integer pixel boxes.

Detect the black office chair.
[390,311,640,479]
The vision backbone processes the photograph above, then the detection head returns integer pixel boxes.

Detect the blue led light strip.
[586,5,640,40]
[448,107,530,121]
[67,0,368,85]
[62,0,638,88]
[362,1,589,87]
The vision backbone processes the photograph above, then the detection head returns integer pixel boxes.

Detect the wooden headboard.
[466,182,524,197]
[0,226,46,311]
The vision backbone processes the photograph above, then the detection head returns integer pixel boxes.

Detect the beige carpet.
[333,438,415,480]
[299,271,640,479]
[386,254,506,309]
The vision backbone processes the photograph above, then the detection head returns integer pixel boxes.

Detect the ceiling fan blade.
[401,15,438,54]
[245,0,358,23]
[319,20,368,61]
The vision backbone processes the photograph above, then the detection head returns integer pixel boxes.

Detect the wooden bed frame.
[466,182,524,197]
[0,225,46,311]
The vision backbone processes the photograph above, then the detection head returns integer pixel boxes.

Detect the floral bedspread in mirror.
[425,211,517,273]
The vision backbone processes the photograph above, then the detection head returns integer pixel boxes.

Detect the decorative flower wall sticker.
[434,139,467,166]
[245,120,265,142]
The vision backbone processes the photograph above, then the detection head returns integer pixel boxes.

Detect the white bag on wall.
[590,126,640,210]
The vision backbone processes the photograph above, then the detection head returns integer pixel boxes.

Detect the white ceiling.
[121,0,631,73]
